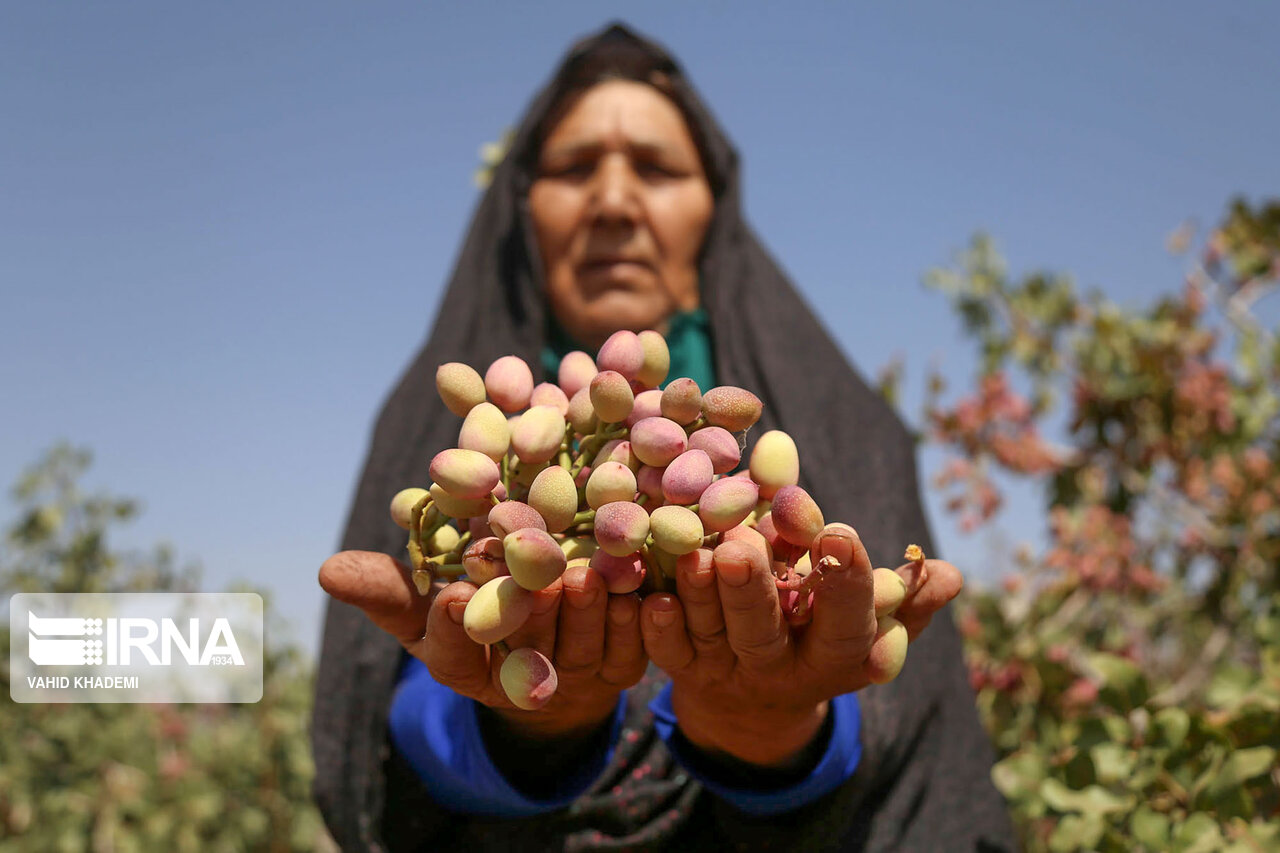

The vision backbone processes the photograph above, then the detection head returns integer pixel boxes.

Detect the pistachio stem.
[570,425,627,477]
[436,563,466,579]
[446,530,473,563]
[683,416,708,435]
[639,543,665,592]
[407,495,434,577]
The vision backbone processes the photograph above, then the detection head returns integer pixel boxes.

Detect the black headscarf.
[313,21,1014,852]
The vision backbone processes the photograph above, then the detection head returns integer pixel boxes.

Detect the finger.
[553,565,607,681]
[505,576,563,659]
[600,593,646,688]
[419,581,496,701]
[899,553,930,595]
[897,559,963,616]
[896,559,963,639]
[721,524,773,564]
[675,549,731,666]
[712,540,792,670]
[800,524,877,677]
[899,613,933,643]
[319,550,432,649]
[640,593,696,674]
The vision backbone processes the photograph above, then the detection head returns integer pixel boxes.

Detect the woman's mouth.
[579,258,654,276]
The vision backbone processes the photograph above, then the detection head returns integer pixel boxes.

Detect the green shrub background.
[0,445,335,852]
[912,200,1279,852]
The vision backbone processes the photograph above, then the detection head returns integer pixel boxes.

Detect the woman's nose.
[589,156,641,224]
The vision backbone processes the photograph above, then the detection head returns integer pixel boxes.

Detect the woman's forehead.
[540,80,699,156]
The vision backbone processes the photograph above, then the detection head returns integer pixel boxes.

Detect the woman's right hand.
[319,551,648,745]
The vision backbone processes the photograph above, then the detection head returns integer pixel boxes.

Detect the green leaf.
[991,751,1047,802]
[1130,805,1170,850]
[1210,784,1254,822]
[1040,778,1132,816]
[1153,707,1191,751]
[1189,744,1227,801]
[1088,653,1148,711]
[1255,612,1280,647]
[1205,746,1276,802]
[1101,714,1132,744]
[1206,664,1257,710]
[1090,742,1135,785]
[1173,812,1225,853]
[1049,813,1105,852]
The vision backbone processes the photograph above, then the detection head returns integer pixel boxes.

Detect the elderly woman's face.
[529,80,714,349]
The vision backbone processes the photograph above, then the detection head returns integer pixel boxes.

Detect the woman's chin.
[568,295,673,344]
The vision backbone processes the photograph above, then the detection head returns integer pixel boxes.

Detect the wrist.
[476,693,625,798]
[670,688,830,770]
[648,687,865,815]
[487,690,621,742]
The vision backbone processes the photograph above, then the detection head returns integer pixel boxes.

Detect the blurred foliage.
[0,443,335,852]
[916,199,1280,851]
[473,128,515,189]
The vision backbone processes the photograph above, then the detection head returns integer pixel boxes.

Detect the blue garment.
[648,682,863,817]
[389,657,862,817]
[388,657,627,818]
[389,311,861,816]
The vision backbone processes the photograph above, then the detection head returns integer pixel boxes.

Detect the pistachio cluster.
[391,330,915,709]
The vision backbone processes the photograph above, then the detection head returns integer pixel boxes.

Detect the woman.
[313,23,1015,851]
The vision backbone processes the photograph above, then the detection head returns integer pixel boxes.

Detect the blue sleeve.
[388,656,626,818]
[648,682,862,816]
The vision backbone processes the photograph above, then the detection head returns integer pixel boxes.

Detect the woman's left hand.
[639,524,963,770]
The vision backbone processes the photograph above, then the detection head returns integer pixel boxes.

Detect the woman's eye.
[636,162,676,179]
[546,162,593,179]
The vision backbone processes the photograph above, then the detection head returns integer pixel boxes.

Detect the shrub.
[907,200,1280,852]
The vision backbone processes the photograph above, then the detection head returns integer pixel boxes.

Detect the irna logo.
[11,592,263,703]
[27,611,245,667]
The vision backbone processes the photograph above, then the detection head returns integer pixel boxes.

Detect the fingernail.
[608,601,635,625]
[650,609,676,627]
[569,585,600,609]
[681,552,715,589]
[688,567,715,588]
[447,601,468,625]
[817,530,854,568]
[717,555,752,587]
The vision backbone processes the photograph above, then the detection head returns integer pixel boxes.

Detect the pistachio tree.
[907,200,1279,851]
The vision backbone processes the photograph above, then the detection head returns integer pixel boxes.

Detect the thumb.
[319,550,435,648]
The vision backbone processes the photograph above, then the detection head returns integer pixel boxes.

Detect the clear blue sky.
[3,2,1276,658]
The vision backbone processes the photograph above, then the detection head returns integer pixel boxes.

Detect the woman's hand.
[638,524,963,770]
[318,552,648,745]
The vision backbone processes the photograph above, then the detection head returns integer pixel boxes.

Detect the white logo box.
[9,593,263,703]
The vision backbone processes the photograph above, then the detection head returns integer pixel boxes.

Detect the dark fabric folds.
[311,20,1016,852]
